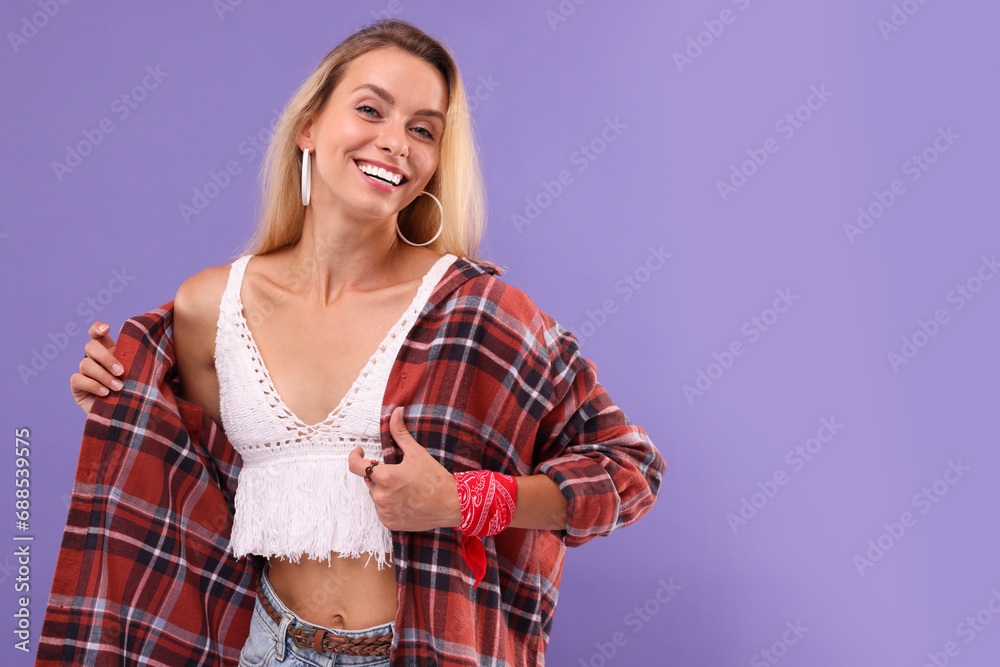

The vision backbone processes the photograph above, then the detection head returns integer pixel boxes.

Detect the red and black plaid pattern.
[37,257,665,666]
[35,305,261,666]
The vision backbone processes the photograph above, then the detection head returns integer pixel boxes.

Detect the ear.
[299,116,316,147]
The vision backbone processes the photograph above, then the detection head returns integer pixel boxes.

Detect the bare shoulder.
[174,262,233,365]
[175,264,230,316]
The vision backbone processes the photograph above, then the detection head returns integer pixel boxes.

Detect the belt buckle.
[290,626,315,650]
[291,625,350,654]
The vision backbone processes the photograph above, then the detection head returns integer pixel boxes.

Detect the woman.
[62,18,664,666]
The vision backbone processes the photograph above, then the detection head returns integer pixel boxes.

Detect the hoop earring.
[301,147,311,207]
[396,191,444,247]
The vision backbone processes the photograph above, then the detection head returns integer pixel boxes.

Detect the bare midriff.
[267,552,397,630]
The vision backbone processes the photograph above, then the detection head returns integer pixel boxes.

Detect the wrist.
[453,470,518,536]
[452,470,519,587]
[443,472,462,528]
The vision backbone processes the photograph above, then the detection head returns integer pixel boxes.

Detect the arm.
[509,474,567,530]
[173,267,228,426]
[348,409,567,531]
[531,323,666,547]
[349,278,662,538]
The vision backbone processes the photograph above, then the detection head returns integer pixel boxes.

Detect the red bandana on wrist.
[454,470,518,587]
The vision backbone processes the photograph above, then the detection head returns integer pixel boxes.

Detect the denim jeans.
[238,564,394,666]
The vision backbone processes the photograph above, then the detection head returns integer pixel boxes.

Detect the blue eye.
[358,104,435,140]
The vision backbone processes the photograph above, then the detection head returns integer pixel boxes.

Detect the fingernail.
[98,324,109,333]
[112,363,124,375]
[111,380,123,391]
[99,386,110,396]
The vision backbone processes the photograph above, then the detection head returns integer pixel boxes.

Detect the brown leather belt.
[255,576,393,656]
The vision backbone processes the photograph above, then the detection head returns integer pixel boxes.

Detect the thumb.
[390,406,418,453]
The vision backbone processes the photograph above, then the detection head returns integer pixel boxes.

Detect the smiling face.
[299,45,448,223]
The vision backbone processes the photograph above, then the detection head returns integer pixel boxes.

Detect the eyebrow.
[351,83,445,122]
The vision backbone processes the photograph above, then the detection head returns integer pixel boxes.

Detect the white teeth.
[357,162,403,185]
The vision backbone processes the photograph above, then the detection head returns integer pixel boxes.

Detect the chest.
[239,281,420,428]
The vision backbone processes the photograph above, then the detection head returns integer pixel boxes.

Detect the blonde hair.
[234,19,502,271]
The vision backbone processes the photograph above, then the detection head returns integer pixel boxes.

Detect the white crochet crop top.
[214,252,457,569]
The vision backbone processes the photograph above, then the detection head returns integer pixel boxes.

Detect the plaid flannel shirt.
[37,256,665,666]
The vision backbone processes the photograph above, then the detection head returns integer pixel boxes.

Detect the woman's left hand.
[349,406,462,532]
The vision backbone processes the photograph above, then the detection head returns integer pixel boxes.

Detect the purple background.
[2,1,998,665]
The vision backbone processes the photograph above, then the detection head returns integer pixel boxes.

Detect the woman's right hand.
[71,321,125,415]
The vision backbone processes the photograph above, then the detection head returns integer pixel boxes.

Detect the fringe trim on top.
[228,446,393,570]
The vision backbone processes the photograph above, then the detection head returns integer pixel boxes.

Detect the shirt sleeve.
[531,318,666,547]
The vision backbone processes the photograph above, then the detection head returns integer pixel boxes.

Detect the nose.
[376,118,408,158]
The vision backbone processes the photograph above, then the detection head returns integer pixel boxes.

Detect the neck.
[284,203,410,306]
